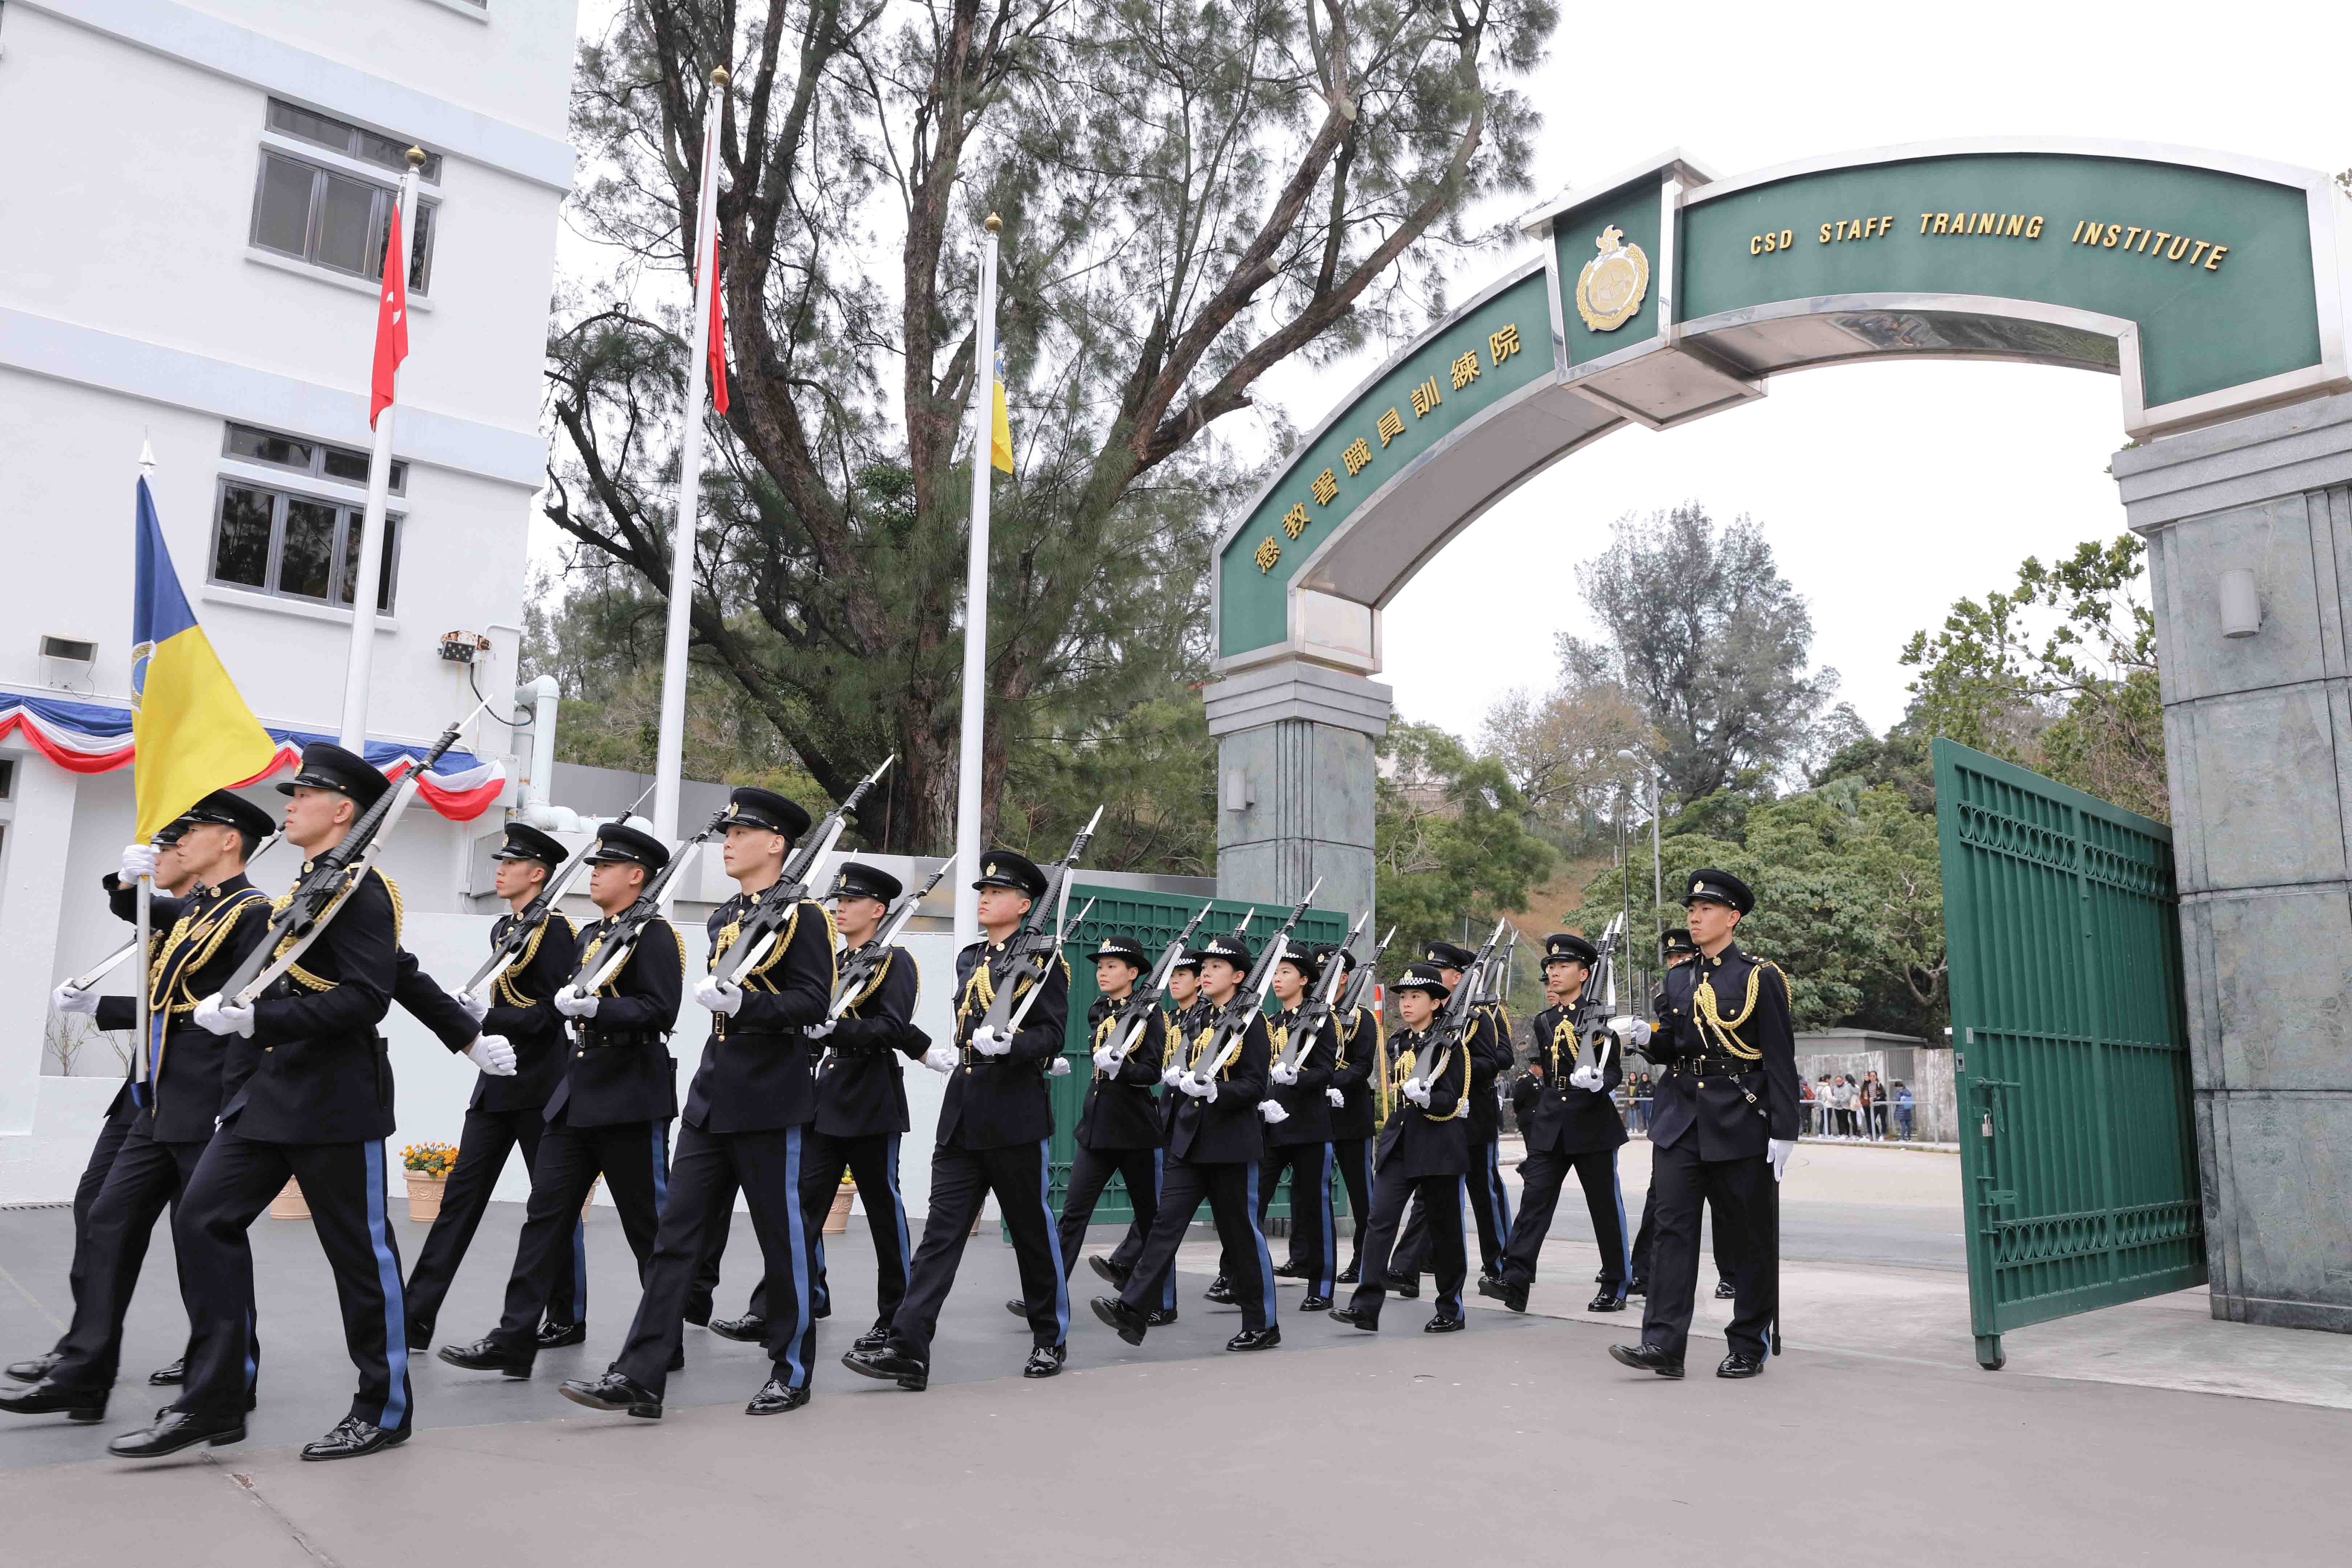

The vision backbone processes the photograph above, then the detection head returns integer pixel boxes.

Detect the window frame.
[248,100,442,295]
[221,422,406,497]
[206,475,405,616]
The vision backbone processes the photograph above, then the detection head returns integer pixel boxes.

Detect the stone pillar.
[2114,389,2352,1334]
[0,752,79,1134]
[1202,658,1392,921]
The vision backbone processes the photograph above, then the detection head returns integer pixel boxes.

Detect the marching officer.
[1257,947,1339,1310]
[1327,961,1470,1333]
[559,788,838,1419]
[1321,943,1384,1286]
[842,852,1070,1390]
[1088,947,1205,1300]
[402,822,585,1352]
[3,794,275,1423]
[1610,870,1796,1380]
[437,820,682,1380]
[1481,932,1633,1315]
[1389,939,1512,1293]
[1089,930,1280,1352]
[110,745,412,1461]
[1628,927,1738,1299]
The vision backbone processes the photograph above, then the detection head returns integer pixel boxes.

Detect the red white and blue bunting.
[0,690,506,821]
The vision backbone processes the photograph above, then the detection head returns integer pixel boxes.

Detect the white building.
[0,0,583,1196]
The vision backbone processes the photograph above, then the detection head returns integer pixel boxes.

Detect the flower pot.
[406,1173,447,1223]
[825,1184,855,1236]
[269,1177,309,1220]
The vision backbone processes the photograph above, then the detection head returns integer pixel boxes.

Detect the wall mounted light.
[1222,767,1253,813]
[2217,568,2262,639]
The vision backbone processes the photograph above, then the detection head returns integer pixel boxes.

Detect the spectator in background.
[1894,1081,1915,1142]
[1858,1073,1880,1141]
[1798,1075,1816,1138]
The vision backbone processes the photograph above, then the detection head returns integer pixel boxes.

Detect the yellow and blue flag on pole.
[130,475,276,840]
[989,343,1014,474]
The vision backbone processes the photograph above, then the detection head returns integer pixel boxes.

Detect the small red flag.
[370,199,410,429]
[705,222,728,416]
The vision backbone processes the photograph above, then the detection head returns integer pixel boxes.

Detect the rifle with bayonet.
[1568,911,1628,1081]
[826,853,955,1026]
[563,804,732,1002]
[459,783,657,1003]
[1274,910,1366,1074]
[1028,896,1095,1078]
[709,756,895,989]
[60,833,284,1001]
[1399,915,1510,1100]
[1183,880,1322,1090]
[1098,896,1217,1076]
[969,807,1103,1050]
[204,701,491,1010]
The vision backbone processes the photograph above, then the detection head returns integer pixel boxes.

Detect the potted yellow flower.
[401,1142,459,1222]
[825,1171,856,1235]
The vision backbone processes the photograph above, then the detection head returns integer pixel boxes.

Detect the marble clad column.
[1203,658,1392,925]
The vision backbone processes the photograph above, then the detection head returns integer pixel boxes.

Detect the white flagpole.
[135,441,156,1099]
[951,214,1003,951]
[652,66,728,845]
[339,148,422,751]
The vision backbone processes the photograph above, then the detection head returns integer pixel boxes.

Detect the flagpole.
[652,66,728,845]
[951,214,1002,951]
[134,445,156,1101]
[339,147,422,750]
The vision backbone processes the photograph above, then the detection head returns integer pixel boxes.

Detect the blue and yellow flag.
[989,343,1014,474]
[130,475,276,840]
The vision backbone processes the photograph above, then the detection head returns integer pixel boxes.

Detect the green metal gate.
[1933,739,2204,1369]
[1045,887,1348,1229]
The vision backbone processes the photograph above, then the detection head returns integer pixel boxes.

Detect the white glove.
[1767,1138,1796,1183]
[1092,1044,1117,1073]
[1610,1016,1653,1048]
[923,1042,959,1074]
[456,991,491,1024]
[194,994,254,1038]
[1402,1078,1432,1109]
[1258,1100,1290,1124]
[1048,1057,1072,1077]
[1326,1087,1346,1107]
[1569,1065,1604,1092]
[807,1019,837,1040]
[1177,1073,1217,1101]
[119,843,159,883]
[1161,1060,1185,1087]
[693,975,744,1016]
[466,1035,518,1076]
[553,987,599,1020]
[1270,1061,1299,1086]
[971,1025,1009,1058]
[52,982,100,1017]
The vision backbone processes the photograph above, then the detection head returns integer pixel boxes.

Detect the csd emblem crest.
[1575,224,1650,332]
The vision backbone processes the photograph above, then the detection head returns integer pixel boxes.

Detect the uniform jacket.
[95,874,272,1143]
[815,943,926,1138]
[688,891,837,1133]
[1373,1025,1470,1178]
[220,866,400,1144]
[1077,996,1167,1152]
[1327,1001,1384,1141]
[1159,999,1211,1133]
[474,911,580,1112]
[1644,941,1798,1159]
[548,913,684,1128]
[1511,1001,1628,1156]
[1168,1007,1268,1166]
[1264,1004,1337,1147]
[1465,1001,1513,1140]
[938,938,1069,1151]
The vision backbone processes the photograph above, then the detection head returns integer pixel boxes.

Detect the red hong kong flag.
[371,199,410,428]
[705,223,728,415]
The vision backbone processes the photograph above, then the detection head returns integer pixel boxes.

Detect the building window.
[251,100,440,292]
[210,424,405,613]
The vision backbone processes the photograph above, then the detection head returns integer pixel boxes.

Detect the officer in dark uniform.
[1610,870,1797,1380]
[1389,939,1512,1292]
[560,788,838,1419]
[842,851,1070,1389]
[3,793,275,1423]
[109,745,412,1461]
[438,820,682,1379]
[1481,932,1633,1315]
[1090,930,1280,1351]
[1088,947,1202,1315]
[1327,961,1470,1332]
[402,822,585,1352]
[1628,926,1738,1300]
[1321,944,1383,1286]
[1257,947,1339,1310]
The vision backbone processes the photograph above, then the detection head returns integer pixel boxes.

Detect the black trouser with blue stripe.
[483,1119,668,1360]
[403,1103,582,1345]
[1252,1142,1336,1298]
[1119,1157,1274,1334]
[616,1123,815,1393]
[1639,1138,1773,1362]
[887,1139,1067,1360]
[172,1130,409,1428]
[1058,1143,1173,1313]
[1393,1131,1512,1280]
[802,1131,912,1327]
[1343,1168,1466,1327]
[47,1096,136,1357]
[1499,1146,1631,1296]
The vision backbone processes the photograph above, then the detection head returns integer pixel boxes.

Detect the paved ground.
[3,1138,2348,1563]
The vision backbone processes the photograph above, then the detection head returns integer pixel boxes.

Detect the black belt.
[580,1028,662,1049]
[1674,1057,1760,1077]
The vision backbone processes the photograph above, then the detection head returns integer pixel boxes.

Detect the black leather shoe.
[1424,1314,1465,1334]
[667,1345,686,1372]
[1718,1352,1766,1379]
[812,1299,830,1320]
[437,1339,534,1377]
[558,1371,662,1418]
[5,1352,60,1383]
[1089,1296,1147,1346]
[108,1406,244,1458]
[1225,1325,1281,1352]
[1087,1255,1131,1288]
[1204,1276,1236,1304]
[1144,1307,1179,1327]
[1271,1260,1306,1279]
[746,1375,811,1414]
[1594,1268,1607,1283]
[1628,1276,1647,1297]
[405,1324,432,1353]
[536,1320,586,1349]
[1327,1306,1378,1332]
[1587,1291,1627,1312]
[852,1319,891,1353]
[1608,1343,1685,1379]
[840,1347,928,1391]
[147,1357,185,1386]
[1022,1345,1067,1378]
[1004,1299,1031,1318]
[1335,1262,1361,1285]
[709,1315,768,1344]
[302,1415,410,1459]
[0,1379,108,1422]
[1382,1274,1419,1299]
[1477,1276,1528,1312]
[1300,1294,1332,1312]
[1714,1279,1738,1300]
[1479,1267,1504,1287]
